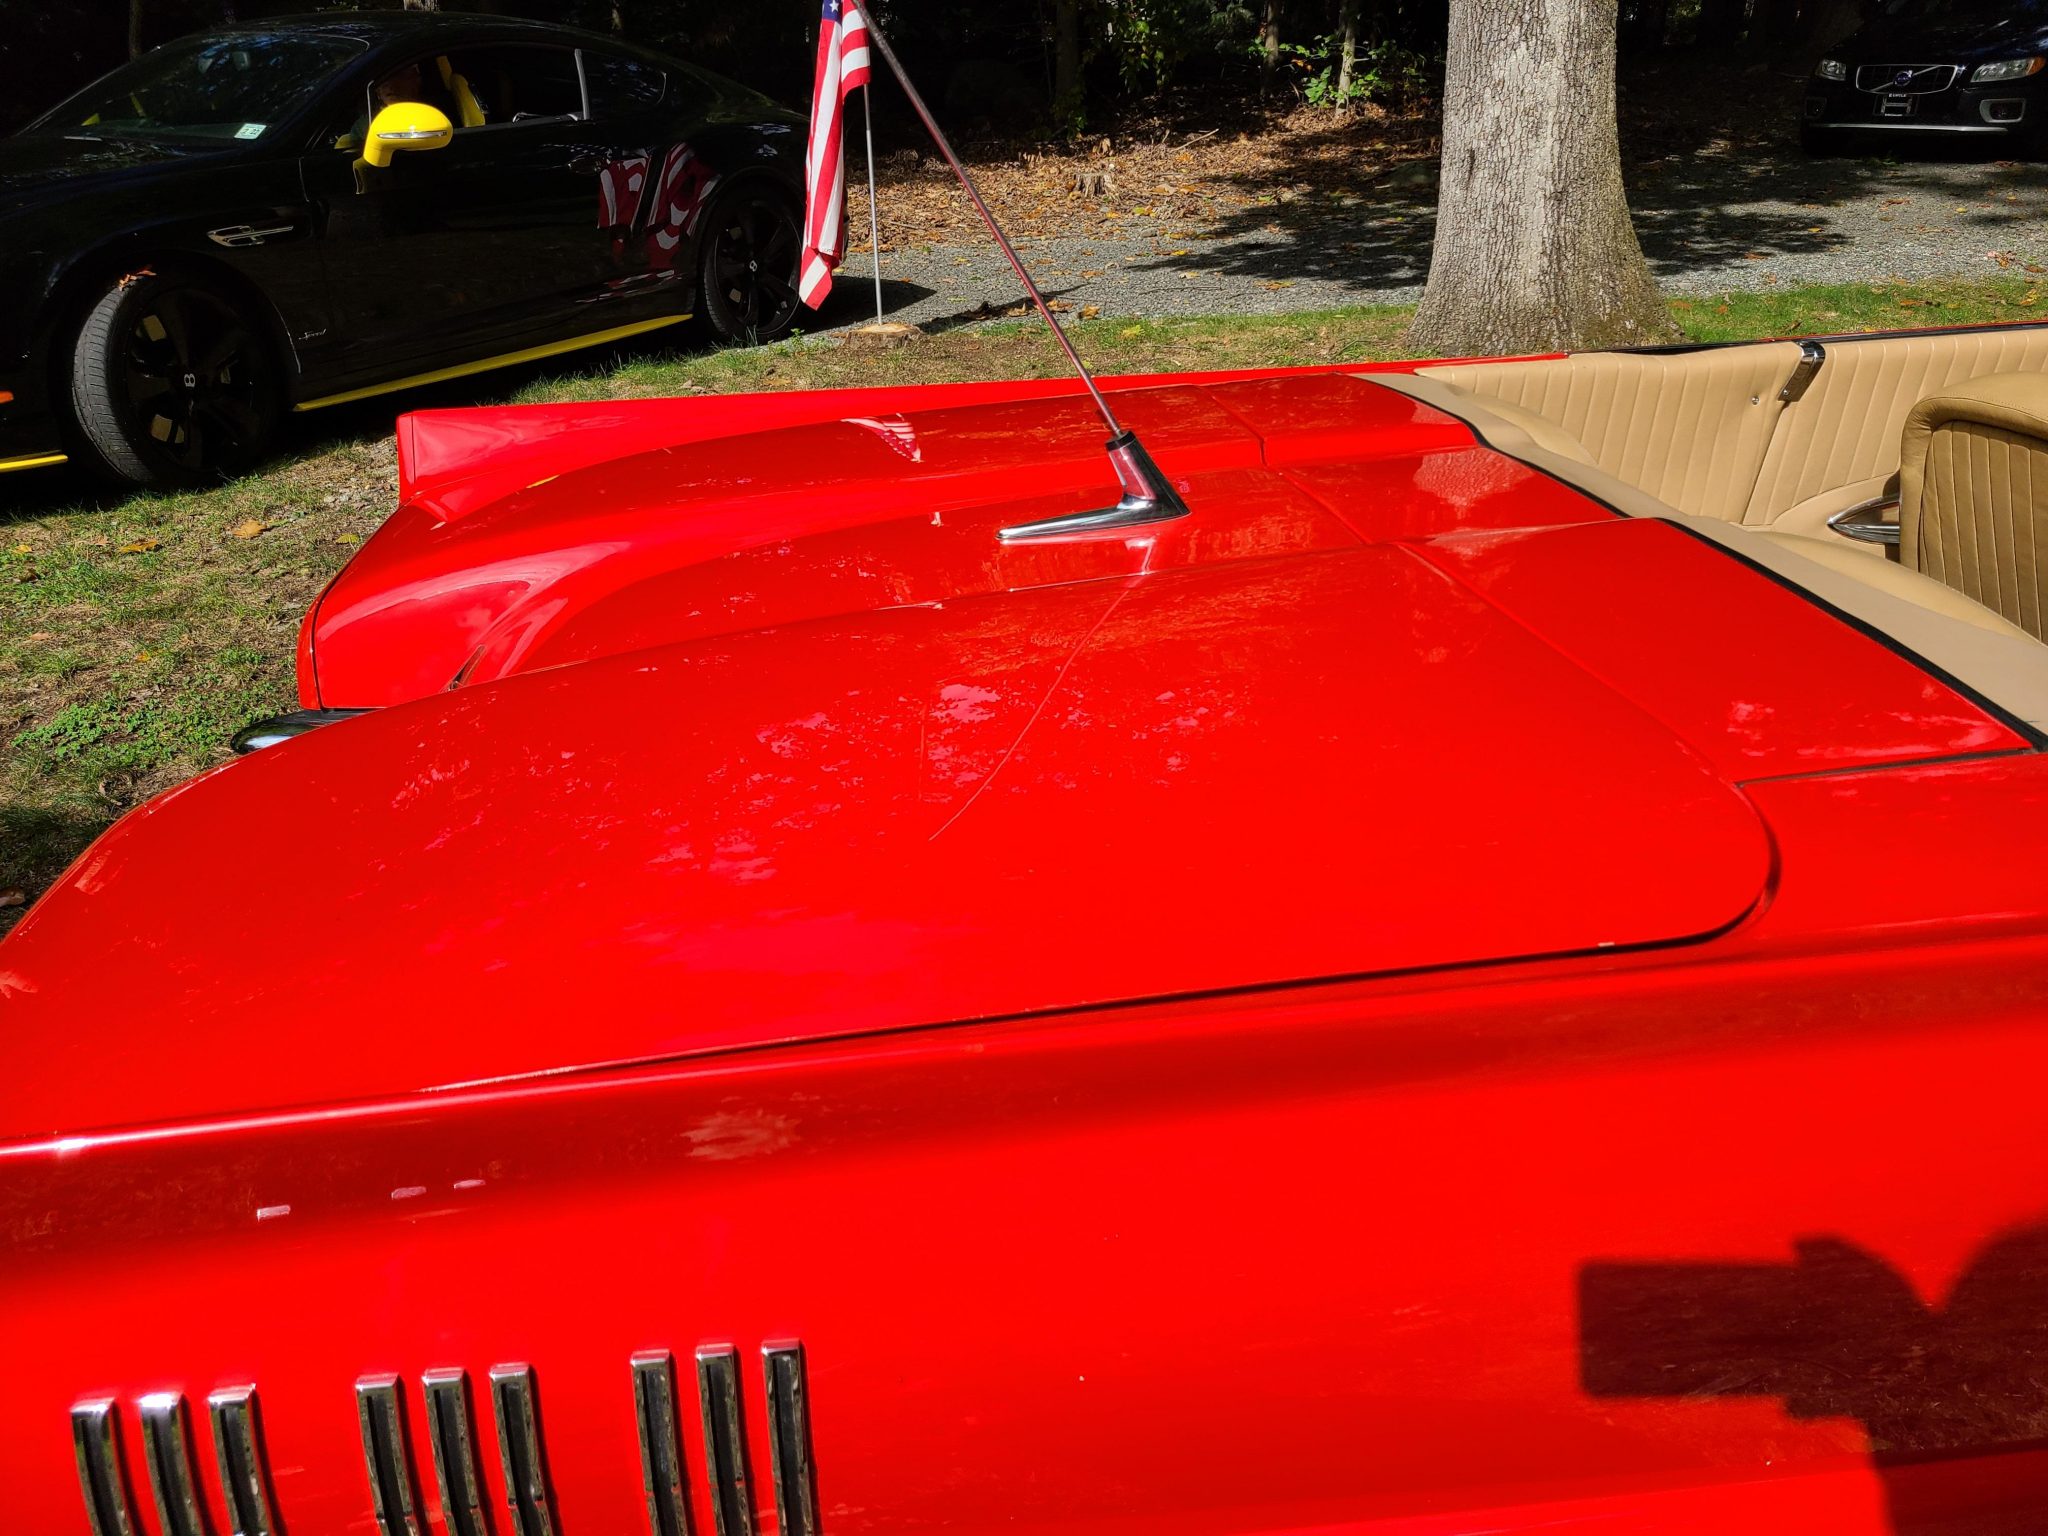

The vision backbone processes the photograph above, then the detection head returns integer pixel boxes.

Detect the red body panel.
[7,545,1787,1139]
[305,369,1521,710]
[6,758,2048,1535]
[7,361,2048,1536]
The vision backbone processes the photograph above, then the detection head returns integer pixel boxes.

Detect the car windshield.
[1876,0,2048,17]
[28,31,365,142]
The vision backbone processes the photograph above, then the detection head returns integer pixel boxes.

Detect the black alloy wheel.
[70,269,280,489]
[698,188,803,344]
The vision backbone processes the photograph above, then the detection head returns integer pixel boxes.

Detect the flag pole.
[863,83,884,324]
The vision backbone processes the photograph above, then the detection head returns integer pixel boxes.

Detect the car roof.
[220,11,637,50]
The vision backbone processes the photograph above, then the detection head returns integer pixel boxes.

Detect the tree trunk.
[1053,0,1083,132]
[1259,0,1282,97]
[401,0,440,10]
[1335,0,1360,101]
[1410,0,1676,355]
[128,0,144,59]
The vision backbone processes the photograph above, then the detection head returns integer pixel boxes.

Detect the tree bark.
[1335,0,1360,101]
[1053,0,1083,131]
[401,0,441,10]
[1410,0,1676,355]
[1259,0,1282,97]
[128,0,144,59]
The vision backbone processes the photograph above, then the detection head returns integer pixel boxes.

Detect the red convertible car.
[6,321,2048,1535]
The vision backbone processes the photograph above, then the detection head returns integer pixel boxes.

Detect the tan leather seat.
[1899,372,2048,640]
[1420,345,1802,523]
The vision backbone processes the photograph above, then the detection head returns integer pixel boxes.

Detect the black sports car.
[1802,0,2048,153]
[0,13,807,488]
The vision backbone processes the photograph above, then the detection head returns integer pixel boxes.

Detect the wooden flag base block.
[848,321,921,348]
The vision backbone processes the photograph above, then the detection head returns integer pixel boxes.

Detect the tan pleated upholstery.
[1899,373,2048,639]
[1745,327,2048,527]
[1419,345,1802,522]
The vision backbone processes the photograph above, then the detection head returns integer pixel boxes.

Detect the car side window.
[325,53,465,148]
[440,45,585,127]
[579,51,666,117]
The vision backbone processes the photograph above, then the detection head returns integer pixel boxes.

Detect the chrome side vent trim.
[763,1344,819,1536]
[423,1370,490,1536]
[208,1387,279,1536]
[356,1375,425,1536]
[695,1347,754,1536]
[72,1399,139,1536]
[139,1393,210,1536]
[632,1351,692,1536]
[490,1363,558,1536]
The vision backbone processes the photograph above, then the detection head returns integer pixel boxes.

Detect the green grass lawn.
[3,273,2043,928]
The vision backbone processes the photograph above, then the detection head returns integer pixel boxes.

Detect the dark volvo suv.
[1803,0,2048,153]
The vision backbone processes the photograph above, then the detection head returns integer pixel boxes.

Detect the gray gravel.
[808,143,2048,333]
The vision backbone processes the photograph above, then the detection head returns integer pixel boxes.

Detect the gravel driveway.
[812,142,2048,333]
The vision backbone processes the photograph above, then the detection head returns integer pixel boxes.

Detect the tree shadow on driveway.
[1132,54,2048,303]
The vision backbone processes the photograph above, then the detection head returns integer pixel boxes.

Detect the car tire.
[68,267,280,490]
[694,185,804,347]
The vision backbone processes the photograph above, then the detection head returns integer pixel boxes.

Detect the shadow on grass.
[0,800,113,939]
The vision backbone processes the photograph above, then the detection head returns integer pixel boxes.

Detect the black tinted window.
[581,51,666,116]
[441,45,584,125]
[33,32,365,140]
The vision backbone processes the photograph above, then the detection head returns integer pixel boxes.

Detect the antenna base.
[999,431,1193,543]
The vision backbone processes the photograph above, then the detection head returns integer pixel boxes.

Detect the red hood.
[3,542,1783,1142]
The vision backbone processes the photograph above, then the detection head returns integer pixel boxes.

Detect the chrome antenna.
[861,9,1190,542]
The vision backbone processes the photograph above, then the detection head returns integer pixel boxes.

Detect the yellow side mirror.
[360,102,453,168]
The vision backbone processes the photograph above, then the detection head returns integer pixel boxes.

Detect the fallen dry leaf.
[230,518,271,540]
[1079,304,1101,319]
[1261,279,1294,290]
[0,889,25,909]
[10,543,29,555]
[116,537,160,554]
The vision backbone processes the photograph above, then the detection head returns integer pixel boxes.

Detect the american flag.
[798,0,871,307]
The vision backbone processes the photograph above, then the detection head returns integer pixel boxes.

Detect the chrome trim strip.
[1827,493,1904,546]
[1779,339,1825,404]
[356,1376,424,1536]
[424,1370,489,1536]
[72,1399,138,1536]
[207,223,296,249]
[208,1386,279,1536]
[1807,119,2007,132]
[632,1351,692,1536]
[763,1344,818,1536]
[490,1363,558,1536]
[139,1393,208,1536]
[230,707,372,755]
[695,1347,754,1536]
